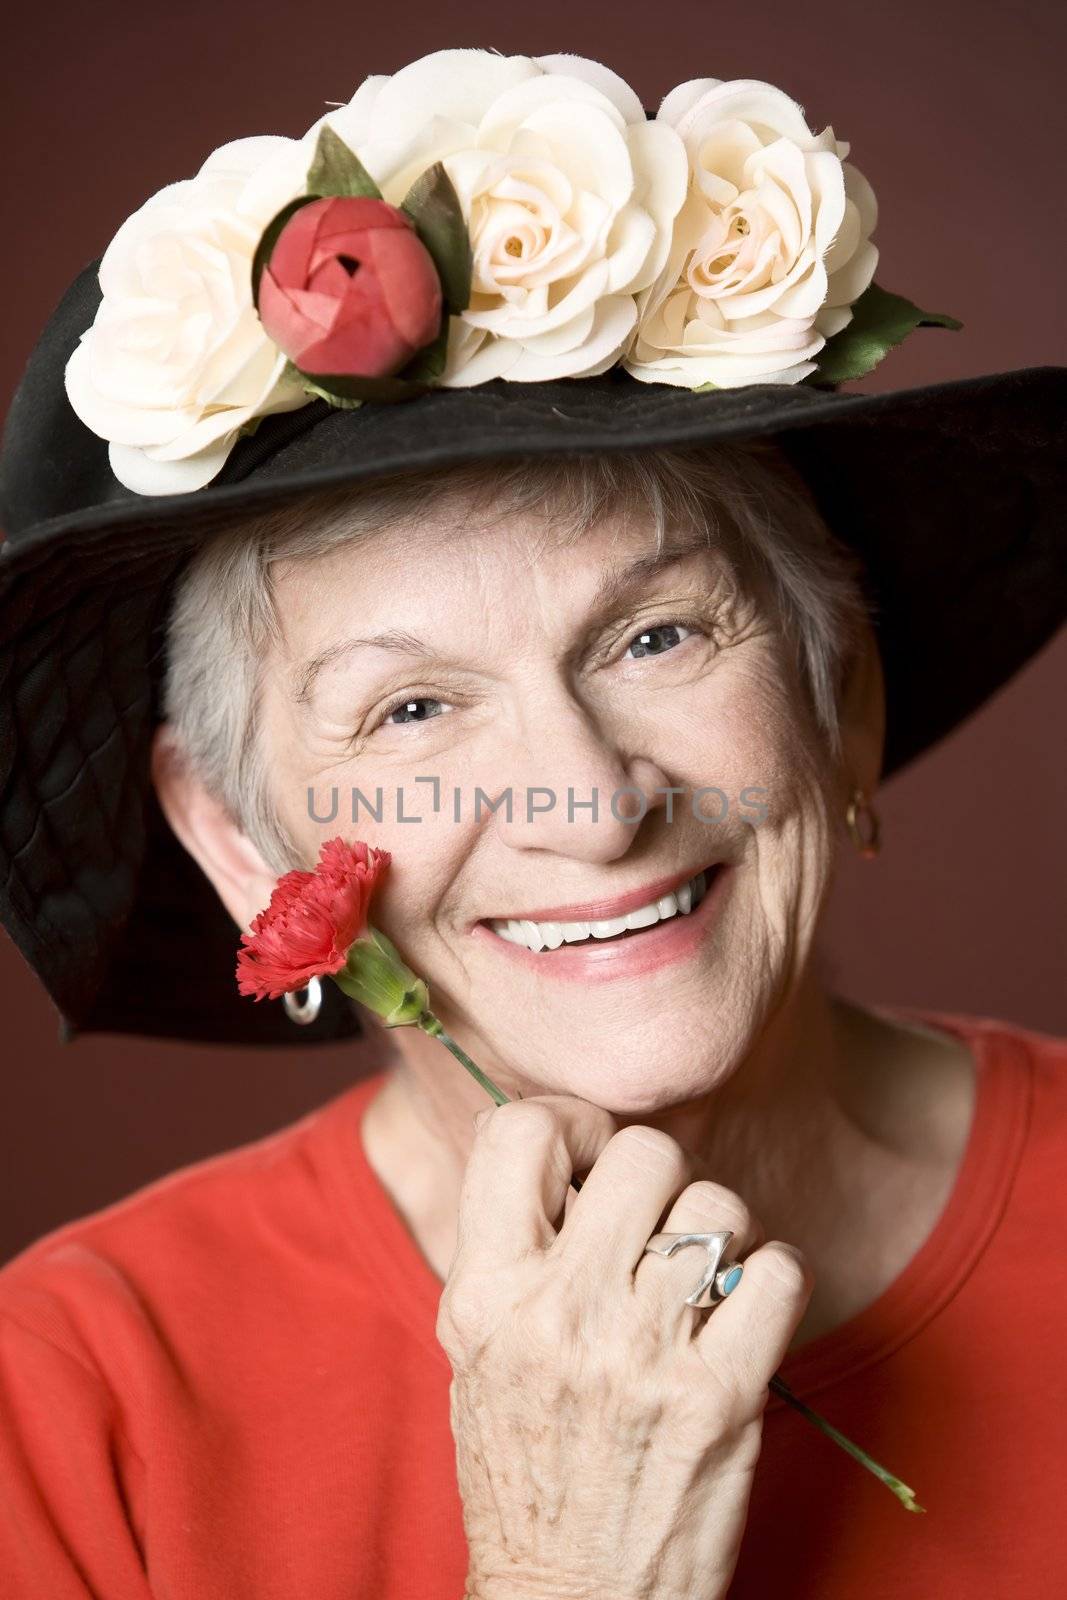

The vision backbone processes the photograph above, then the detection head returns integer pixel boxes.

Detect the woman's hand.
[436,1097,814,1600]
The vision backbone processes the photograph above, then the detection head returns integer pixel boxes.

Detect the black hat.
[2,252,1065,1049]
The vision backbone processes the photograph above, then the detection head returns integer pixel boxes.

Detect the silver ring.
[643,1229,745,1310]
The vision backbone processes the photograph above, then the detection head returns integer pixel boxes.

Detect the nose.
[486,693,674,865]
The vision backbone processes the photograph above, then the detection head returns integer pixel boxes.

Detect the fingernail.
[473,1107,493,1130]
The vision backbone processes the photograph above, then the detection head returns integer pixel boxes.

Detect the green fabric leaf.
[402,315,451,383]
[306,123,382,200]
[297,369,430,405]
[813,282,963,385]
[297,376,366,410]
[400,162,472,312]
[250,196,318,310]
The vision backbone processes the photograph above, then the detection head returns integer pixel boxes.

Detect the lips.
[477,859,721,927]
[489,865,714,953]
[471,860,732,982]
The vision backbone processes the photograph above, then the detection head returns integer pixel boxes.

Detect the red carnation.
[236,837,391,1001]
[257,195,442,377]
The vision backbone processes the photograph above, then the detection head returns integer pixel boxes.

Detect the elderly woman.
[1,46,1065,1600]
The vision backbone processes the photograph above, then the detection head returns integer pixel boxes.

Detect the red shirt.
[1,1007,1064,1599]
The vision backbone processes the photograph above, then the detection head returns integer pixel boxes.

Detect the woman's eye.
[379,696,450,727]
[623,621,697,660]
[371,625,700,728]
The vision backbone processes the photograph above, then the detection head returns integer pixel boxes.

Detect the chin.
[508,1003,759,1116]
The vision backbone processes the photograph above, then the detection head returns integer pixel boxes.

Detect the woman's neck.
[359,975,976,1349]
[652,975,977,1342]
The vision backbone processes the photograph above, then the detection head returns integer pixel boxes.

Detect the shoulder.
[0,1078,374,1372]
[929,1007,1067,1080]
[882,1002,1067,1080]
[909,1005,1067,1115]
[870,1000,1067,1164]
[965,1010,1067,1149]
[898,1006,1067,1181]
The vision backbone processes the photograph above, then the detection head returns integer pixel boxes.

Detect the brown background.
[2,0,1065,1265]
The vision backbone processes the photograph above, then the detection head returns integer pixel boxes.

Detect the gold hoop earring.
[845,786,881,858]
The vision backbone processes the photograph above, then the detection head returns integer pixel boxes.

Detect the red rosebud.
[236,836,391,1001]
[257,196,443,377]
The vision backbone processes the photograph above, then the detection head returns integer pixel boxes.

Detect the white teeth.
[490,869,712,952]
[624,903,660,931]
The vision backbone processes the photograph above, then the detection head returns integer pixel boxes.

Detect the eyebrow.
[291,628,435,705]
[289,528,715,706]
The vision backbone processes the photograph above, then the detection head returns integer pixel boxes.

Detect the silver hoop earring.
[283,976,323,1025]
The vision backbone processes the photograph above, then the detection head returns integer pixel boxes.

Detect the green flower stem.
[415,1009,923,1515]
[768,1376,925,1514]
[417,1012,511,1106]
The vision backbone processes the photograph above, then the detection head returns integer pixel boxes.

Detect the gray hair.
[160,442,873,877]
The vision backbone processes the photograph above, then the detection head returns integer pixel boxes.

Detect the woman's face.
[258,499,849,1113]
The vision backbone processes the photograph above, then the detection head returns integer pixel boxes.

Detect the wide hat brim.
[1,262,1064,1049]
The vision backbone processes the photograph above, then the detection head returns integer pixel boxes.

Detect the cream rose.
[624,78,879,388]
[64,137,315,496]
[284,49,689,384]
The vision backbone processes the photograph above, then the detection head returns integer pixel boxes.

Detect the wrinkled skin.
[154,496,972,1598]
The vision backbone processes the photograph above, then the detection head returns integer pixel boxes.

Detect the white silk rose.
[64,137,314,496]
[63,55,890,502]
[286,49,689,384]
[624,79,879,388]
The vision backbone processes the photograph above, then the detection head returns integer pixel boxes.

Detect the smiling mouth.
[483,864,719,953]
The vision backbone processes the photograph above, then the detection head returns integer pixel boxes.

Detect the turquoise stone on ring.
[643,1229,742,1308]
[716,1263,744,1297]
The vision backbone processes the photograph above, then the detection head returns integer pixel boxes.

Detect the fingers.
[695,1241,815,1394]
[459,1098,811,1406]
[456,1097,618,1264]
[658,1179,764,1259]
[546,1124,695,1287]
[633,1179,764,1322]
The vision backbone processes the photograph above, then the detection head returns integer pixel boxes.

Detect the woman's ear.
[150,723,278,933]
[836,618,886,800]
